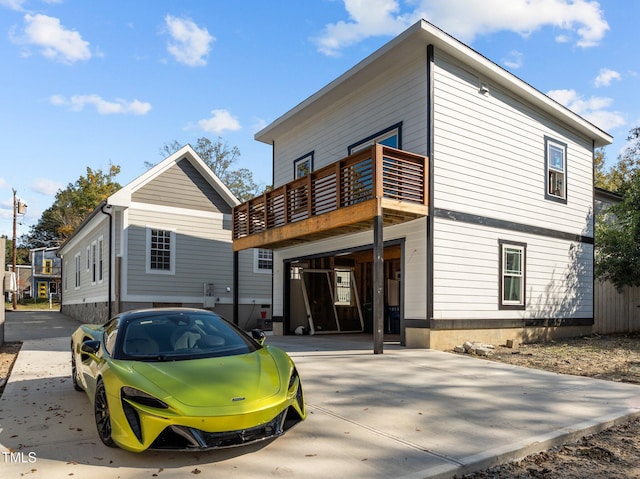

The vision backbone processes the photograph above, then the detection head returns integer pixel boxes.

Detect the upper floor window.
[294,152,313,179]
[348,122,402,155]
[499,240,526,310]
[98,236,104,282]
[74,253,81,288]
[545,137,567,203]
[147,227,175,274]
[254,248,273,274]
[43,259,52,274]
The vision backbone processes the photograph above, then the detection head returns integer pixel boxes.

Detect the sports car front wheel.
[95,380,117,448]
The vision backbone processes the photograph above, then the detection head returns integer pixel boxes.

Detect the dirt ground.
[455,333,640,479]
[2,335,640,478]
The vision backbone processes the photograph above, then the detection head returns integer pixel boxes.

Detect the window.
[334,269,353,306]
[147,228,175,274]
[98,236,104,282]
[91,241,97,284]
[254,249,273,274]
[64,261,68,291]
[293,152,313,179]
[43,259,52,274]
[86,245,90,271]
[348,122,402,155]
[499,240,526,310]
[74,253,81,288]
[545,137,567,202]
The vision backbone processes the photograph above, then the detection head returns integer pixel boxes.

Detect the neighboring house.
[30,247,60,301]
[6,264,32,301]
[232,20,612,351]
[59,145,272,328]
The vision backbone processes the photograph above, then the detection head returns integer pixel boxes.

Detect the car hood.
[128,349,282,407]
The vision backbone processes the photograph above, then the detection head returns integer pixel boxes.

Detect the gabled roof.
[108,144,239,208]
[256,19,612,148]
[60,145,238,254]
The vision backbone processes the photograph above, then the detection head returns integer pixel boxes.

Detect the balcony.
[233,145,429,251]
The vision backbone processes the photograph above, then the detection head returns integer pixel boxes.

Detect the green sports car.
[71,308,306,452]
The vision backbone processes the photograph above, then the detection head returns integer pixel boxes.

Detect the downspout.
[100,202,113,320]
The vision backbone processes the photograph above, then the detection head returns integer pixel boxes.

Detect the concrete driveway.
[1,310,640,479]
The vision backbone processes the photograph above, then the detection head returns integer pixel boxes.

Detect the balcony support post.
[233,251,239,326]
[373,206,384,354]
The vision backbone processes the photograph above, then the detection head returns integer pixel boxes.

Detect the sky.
[1,0,639,240]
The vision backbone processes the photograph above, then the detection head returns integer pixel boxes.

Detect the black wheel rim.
[95,382,112,443]
[71,354,78,382]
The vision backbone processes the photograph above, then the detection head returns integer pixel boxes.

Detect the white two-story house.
[232,20,612,351]
[59,145,272,328]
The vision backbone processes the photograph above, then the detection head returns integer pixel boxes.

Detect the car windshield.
[119,310,259,361]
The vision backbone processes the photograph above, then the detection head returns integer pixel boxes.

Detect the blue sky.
[1,0,638,239]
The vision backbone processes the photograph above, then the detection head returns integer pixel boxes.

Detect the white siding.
[432,52,594,237]
[433,217,593,319]
[272,52,429,188]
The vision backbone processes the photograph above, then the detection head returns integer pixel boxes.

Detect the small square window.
[254,249,273,274]
[294,152,313,179]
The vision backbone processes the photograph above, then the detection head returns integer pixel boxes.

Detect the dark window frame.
[544,136,568,204]
[498,239,527,311]
[347,122,403,155]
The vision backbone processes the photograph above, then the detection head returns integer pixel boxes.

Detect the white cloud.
[50,94,152,115]
[10,14,91,64]
[0,0,26,11]
[315,0,609,56]
[594,68,621,87]
[31,178,62,196]
[0,178,8,189]
[503,50,523,69]
[197,109,241,134]
[547,88,625,132]
[164,15,214,67]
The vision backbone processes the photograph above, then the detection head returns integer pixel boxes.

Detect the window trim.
[74,253,81,289]
[253,248,273,274]
[146,227,176,275]
[498,240,526,310]
[544,136,568,204]
[98,236,104,283]
[348,122,402,155]
[91,240,97,285]
[293,151,314,179]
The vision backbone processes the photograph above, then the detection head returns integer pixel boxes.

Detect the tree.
[595,126,640,289]
[3,235,29,266]
[595,172,640,290]
[22,165,121,248]
[595,127,640,193]
[156,137,260,202]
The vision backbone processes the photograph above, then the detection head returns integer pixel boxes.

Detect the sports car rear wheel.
[94,379,117,448]
[70,348,83,392]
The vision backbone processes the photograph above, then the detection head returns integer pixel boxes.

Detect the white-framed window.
[253,248,273,274]
[146,227,175,274]
[86,245,90,271]
[545,137,567,202]
[98,236,104,282]
[334,269,353,306]
[91,240,97,284]
[64,261,68,291]
[348,123,402,154]
[293,152,313,179]
[499,240,526,310]
[74,253,81,288]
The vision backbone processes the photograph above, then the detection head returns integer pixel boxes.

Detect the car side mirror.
[81,339,101,355]
[251,329,266,345]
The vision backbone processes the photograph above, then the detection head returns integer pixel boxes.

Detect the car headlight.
[121,386,168,409]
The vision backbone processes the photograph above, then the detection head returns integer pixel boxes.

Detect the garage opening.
[286,244,402,336]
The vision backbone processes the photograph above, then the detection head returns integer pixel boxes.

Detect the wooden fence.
[594,280,640,334]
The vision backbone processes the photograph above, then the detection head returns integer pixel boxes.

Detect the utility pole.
[12,189,17,310]
[11,189,27,310]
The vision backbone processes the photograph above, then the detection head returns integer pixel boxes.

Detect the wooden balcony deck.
[232,145,429,251]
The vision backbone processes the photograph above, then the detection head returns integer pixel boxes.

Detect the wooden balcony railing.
[233,144,429,250]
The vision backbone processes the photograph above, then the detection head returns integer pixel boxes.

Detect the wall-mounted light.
[479,83,490,95]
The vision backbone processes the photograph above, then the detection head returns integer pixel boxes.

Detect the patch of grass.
[4,300,60,311]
